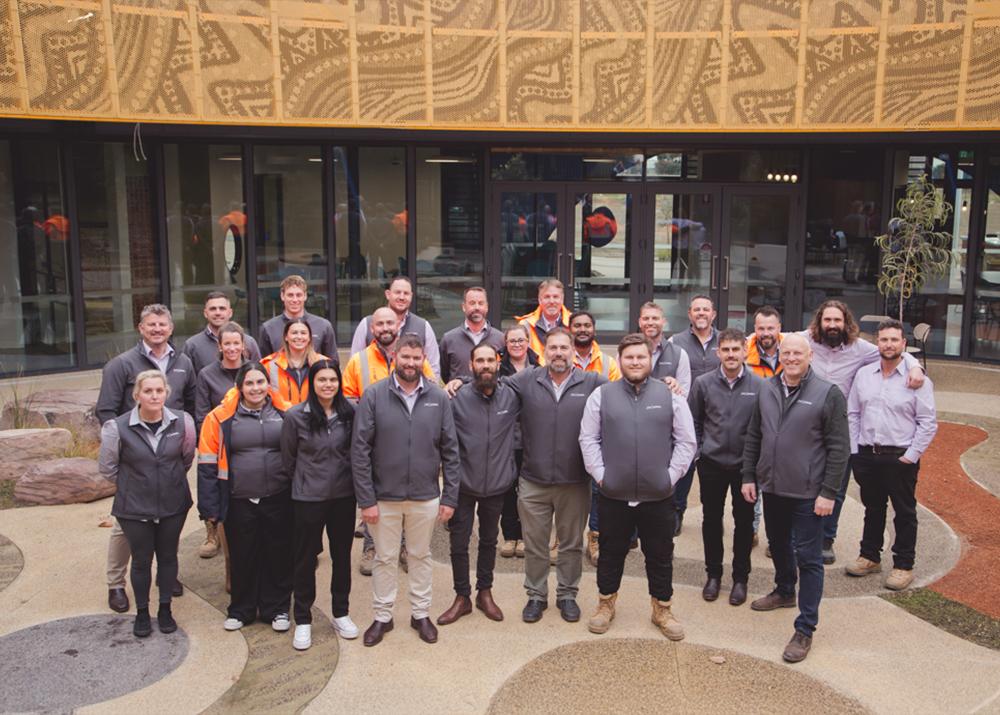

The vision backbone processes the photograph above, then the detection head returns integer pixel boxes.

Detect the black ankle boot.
[157,604,177,633]
[134,608,152,638]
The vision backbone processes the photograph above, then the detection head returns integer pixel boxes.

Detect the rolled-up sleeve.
[578,388,605,484]
[669,394,697,485]
[98,420,121,483]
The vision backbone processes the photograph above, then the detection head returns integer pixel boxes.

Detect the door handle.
[722,256,730,290]
[711,254,719,290]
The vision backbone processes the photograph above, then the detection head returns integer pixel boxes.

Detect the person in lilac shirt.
[845,319,937,591]
[798,300,925,564]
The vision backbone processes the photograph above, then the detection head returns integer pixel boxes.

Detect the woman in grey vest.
[280,358,358,650]
[98,370,196,638]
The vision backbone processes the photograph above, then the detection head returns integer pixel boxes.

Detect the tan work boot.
[500,540,517,558]
[549,538,559,566]
[399,545,409,573]
[651,597,684,641]
[198,521,220,559]
[587,531,600,567]
[845,556,881,577]
[359,547,375,576]
[886,568,915,591]
[515,540,525,558]
[587,593,617,634]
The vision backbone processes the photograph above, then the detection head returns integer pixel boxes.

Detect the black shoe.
[108,588,129,613]
[673,512,684,537]
[522,599,547,623]
[702,577,721,602]
[822,538,836,565]
[133,609,152,638]
[157,604,177,633]
[556,599,581,622]
[729,581,748,606]
[172,580,184,597]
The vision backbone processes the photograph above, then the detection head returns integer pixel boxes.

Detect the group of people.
[95,273,937,664]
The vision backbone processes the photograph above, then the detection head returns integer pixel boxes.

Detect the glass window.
[0,140,74,374]
[645,152,683,179]
[164,144,247,343]
[803,148,884,326]
[254,145,328,325]
[651,192,715,333]
[491,150,642,181]
[336,146,406,337]
[415,148,483,336]
[497,191,561,324]
[74,143,159,365]
[573,192,633,332]
[972,154,1000,360]
[698,149,800,183]
[890,150,973,357]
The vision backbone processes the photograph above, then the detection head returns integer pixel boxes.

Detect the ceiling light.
[308,158,322,162]
[218,156,242,161]
[424,157,475,164]
[583,158,616,164]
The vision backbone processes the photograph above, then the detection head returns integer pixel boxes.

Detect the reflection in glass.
[498,192,559,324]
[415,149,483,335]
[652,193,714,333]
[74,143,159,365]
[0,140,74,374]
[254,145,328,325]
[573,193,631,332]
[972,155,1000,359]
[164,144,246,343]
[491,151,642,181]
[726,195,790,331]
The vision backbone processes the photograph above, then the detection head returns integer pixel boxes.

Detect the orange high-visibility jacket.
[574,342,621,381]
[516,304,572,364]
[260,349,331,405]
[342,341,436,400]
[745,333,785,378]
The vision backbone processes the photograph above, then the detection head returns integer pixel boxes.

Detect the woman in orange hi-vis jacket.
[197,362,293,634]
[261,318,331,405]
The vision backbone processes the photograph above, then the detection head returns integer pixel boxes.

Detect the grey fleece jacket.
[451,381,521,497]
[688,367,765,470]
[95,343,196,425]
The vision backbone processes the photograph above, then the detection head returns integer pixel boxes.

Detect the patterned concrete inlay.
[488,638,869,715]
[0,614,188,712]
[177,531,340,714]
[0,533,24,592]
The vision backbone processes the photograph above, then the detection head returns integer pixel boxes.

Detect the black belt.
[858,445,907,456]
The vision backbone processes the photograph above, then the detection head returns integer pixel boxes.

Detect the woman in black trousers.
[99,369,196,638]
[281,358,358,650]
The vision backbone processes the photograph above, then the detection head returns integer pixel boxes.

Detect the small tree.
[875,174,954,323]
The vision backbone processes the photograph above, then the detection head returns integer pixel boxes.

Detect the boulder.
[14,458,114,505]
[0,389,101,442]
[0,429,74,482]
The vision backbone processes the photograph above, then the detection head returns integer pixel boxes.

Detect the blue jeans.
[763,492,824,636]
[673,463,696,514]
[753,493,762,534]
[822,460,852,542]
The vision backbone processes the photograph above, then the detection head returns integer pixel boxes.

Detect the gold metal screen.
[1,0,998,130]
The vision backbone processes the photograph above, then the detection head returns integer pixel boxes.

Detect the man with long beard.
[437,343,521,625]
[799,300,924,564]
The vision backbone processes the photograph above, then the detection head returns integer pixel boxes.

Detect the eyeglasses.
[507,338,527,345]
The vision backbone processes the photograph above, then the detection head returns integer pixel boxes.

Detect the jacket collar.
[515,304,571,326]
[536,365,583,389]
[128,405,178,435]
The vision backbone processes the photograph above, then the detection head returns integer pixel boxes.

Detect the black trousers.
[853,452,920,570]
[449,491,505,596]
[226,490,293,623]
[293,496,356,624]
[698,459,754,582]
[597,493,675,601]
[119,511,187,610]
[500,449,523,541]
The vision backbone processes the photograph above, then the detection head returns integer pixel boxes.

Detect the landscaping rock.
[0,429,74,482]
[13,458,114,505]
[0,389,101,442]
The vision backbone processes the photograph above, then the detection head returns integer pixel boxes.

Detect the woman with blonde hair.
[98,369,196,638]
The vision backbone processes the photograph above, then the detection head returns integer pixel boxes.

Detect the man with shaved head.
[741,332,849,664]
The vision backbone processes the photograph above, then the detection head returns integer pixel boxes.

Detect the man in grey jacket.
[510,328,606,624]
[437,343,520,626]
[181,291,261,374]
[258,275,337,358]
[688,327,764,606]
[352,334,461,647]
[579,334,697,640]
[741,333,850,664]
[437,286,505,383]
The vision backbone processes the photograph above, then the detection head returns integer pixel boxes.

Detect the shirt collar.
[142,341,174,359]
[464,320,488,335]
[392,373,425,395]
[128,406,177,430]
[720,365,744,381]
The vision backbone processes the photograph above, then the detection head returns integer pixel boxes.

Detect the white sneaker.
[332,615,359,639]
[223,617,244,631]
[272,613,291,632]
[292,624,312,650]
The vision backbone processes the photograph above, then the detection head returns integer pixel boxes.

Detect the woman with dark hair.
[198,361,293,633]
[99,369,196,638]
[261,318,330,405]
[280,358,358,649]
[497,324,539,559]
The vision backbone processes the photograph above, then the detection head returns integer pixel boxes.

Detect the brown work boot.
[587,592,617,634]
[885,568,915,591]
[782,631,812,663]
[587,530,600,567]
[750,590,796,611]
[399,545,409,573]
[500,540,517,558]
[476,589,504,621]
[359,547,375,576]
[198,521,220,559]
[845,556,882,577]
[650,597,684,641]
[436,595,472,625]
